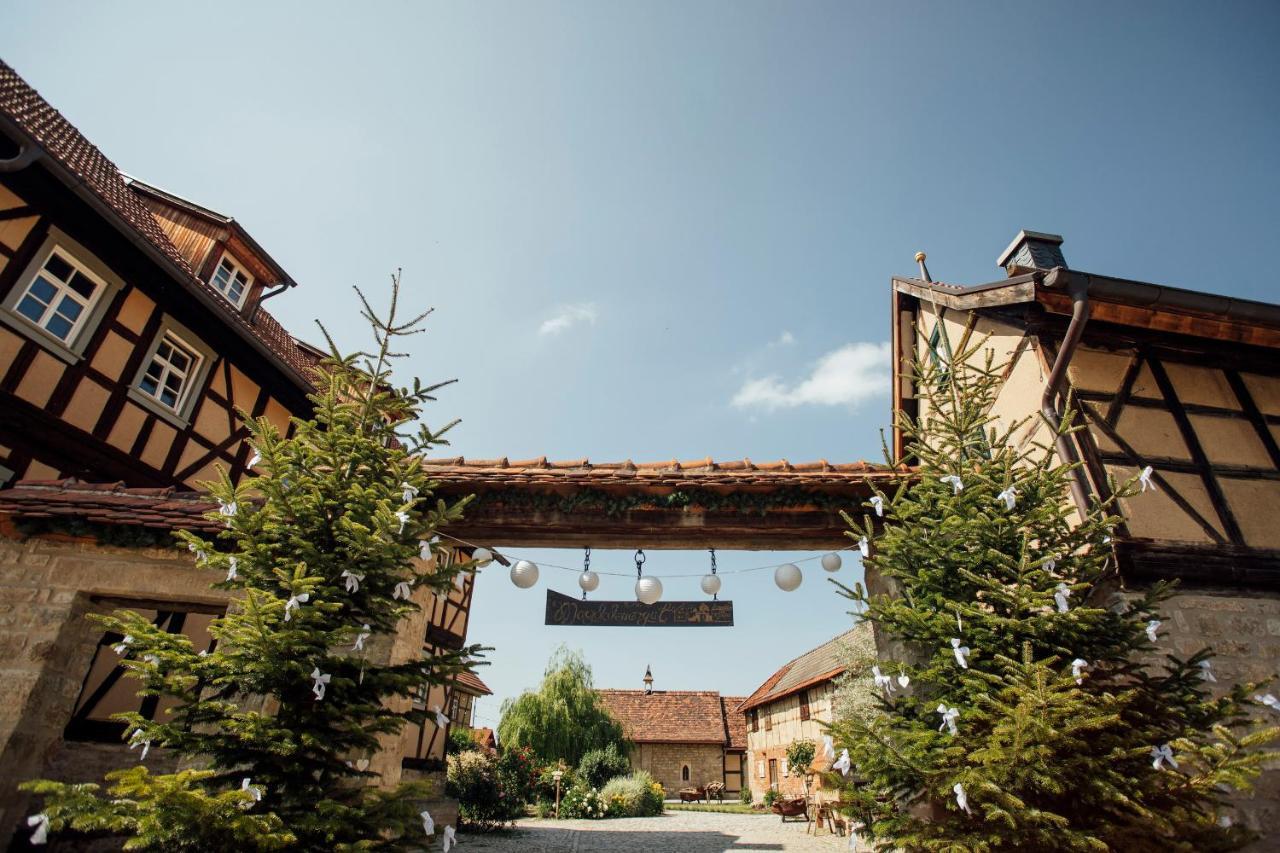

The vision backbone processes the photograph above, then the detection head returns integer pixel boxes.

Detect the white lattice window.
[210,253,252,308]
[11,248,105,343]
[138,331,202,411]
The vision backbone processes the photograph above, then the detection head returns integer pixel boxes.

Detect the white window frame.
[127,317,214,427]
[209,252,253,309]
[136,331,202,412]
[1,229,124,363]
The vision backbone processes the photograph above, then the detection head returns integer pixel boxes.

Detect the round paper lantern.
[700,574,722,596]
[510,560,539,589]
[774,563,803,592]
[635,576,663,605]
[821,552,843,573]
[471,547,494,567]
[578,570,600,593]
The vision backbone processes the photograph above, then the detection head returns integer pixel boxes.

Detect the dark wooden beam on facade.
[1116,539,1280,589]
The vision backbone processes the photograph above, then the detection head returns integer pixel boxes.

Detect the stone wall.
[629,742,725,796]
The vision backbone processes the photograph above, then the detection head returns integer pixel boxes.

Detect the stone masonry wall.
[630,742,725,797]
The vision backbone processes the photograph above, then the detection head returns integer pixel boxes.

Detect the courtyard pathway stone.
[456,810,854,852]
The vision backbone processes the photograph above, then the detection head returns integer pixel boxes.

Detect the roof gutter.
[0,115,313,394]
[1040,267,1093,512]
[0,141,39,172]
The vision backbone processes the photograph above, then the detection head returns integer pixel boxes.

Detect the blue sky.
[4,1,1278,727]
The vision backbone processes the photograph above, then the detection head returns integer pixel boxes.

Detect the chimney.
[997,230,1067,277]
[643,665,654,694]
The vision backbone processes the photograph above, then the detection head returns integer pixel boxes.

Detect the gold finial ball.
[915,251,927,262]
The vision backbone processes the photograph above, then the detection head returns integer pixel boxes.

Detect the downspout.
[0,141,39,172]
[249,280,294,322]
[1040,267,1093,512]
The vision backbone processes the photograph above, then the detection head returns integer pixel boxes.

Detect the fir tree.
[828,337,1279,852]
[22,275,482,850]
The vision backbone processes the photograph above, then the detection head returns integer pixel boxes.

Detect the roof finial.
[643,665,654,694]
[915,251,932,282]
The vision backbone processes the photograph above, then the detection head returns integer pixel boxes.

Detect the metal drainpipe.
[0,142,39,172]
[1040,267,1093,513]
[249,281,293,322]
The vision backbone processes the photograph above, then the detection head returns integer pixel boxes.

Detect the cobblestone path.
[457,811,853,852]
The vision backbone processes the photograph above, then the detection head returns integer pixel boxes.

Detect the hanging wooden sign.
[544,590,734,627]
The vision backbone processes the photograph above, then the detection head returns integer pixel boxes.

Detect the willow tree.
[498,648,626,766]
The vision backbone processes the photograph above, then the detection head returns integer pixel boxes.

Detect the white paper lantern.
[775,563,803,592]
[578,570,600,593]
[821,553,843,573]
[635,576,663,605]
[700,574,722,596]
[472,547,494,567]
[510,560,539,589]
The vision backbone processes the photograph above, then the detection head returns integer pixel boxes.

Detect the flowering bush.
[600,771,665,817]
[446,750,523,830]
[534,762,578,807]
[559,783,609,819]
[496,745,540,804]
[577,743,631,788]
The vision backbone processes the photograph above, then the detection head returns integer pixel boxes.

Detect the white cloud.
[770,330,795,347]
[538,303,598,337]
[731,341,891,410]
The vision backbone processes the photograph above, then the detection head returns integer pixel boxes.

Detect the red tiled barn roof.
[454,670,493,696]
[0,479,220,532]
[738,627,864,713]
[598,690,734,745]
[721,696,748,751]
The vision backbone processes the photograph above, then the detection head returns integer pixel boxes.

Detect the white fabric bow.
[433,704,450,729]
[1045,557,1057,573]
[443,824,457,852]
[1146,620,1161,643]
[1199,660,1217,683]
[401,482,419,504]
[27,813,49,845]
[953,782,970,814]
[188,541,207,563]
[226,557,238,582]
[419,540,433,561]
[113,634,134,656]
[858,536,870,558]
[996,486,1018,510]
[342,571,365,593]
[832,748,851,776]
[353,624,371,652]
[1071,658,1088,685]
[241,777,263,803]
[284,593,310,622]
[1254,693,1280,713]
[393,581,413,600]
[395,510,410,534]
[311,667,331,700]
[219,501,238,525]
[129,731,151,761]
[822,735,836,762]
[421,809,435,835]
[936,704,959,735]
[1138,465,1155,492]
[870,496,884,517]
[1151,743,1177,770]
[453,571,469,593]
[872,665,894,696]
[1054,583,1072,613]
[950,638,970,669]
[941,475,963,494]
[248,448,262,468]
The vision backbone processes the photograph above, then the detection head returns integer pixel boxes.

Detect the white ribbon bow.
[1146,620,1161,643]
[953,782,970,814]
[421,809,435,835]
[129,731,151,761]
[872,665,894,696]
[822,735,836,762]
[311,667,331,700]
[936,704,959,735]
[248,448,262,468]
[433,704,450,729]
[858,536,870,558]
[1045,557,1057,573]
[353,624,371,652]
[870,496,884,517]
[1138,465,1155,492]
[395,510,410,534]
[1254,693,1280,713]
[401,482,419,504]
[226,557,238,582]
[419,540,433,561]
[284,593,310,622]
[454,571,469,593]
[342,571,365,593]
[997,486,1018,510]
[832,748,851,776]
[941,475,964,494]
[443,824,457,852]
[1071,658,1088,685]
[219,501,238,525]
[1151,743,1177,770]
[113,634,134,656]
[1199,660,1217,683]
[241,777,263,803]
[27,813,49,845]
[1054,583,1071,613]
[188,541,207,563]
[393,581,413,600]
[950,638,970,669]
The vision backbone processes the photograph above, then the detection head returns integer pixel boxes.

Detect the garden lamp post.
[553,769,563,818]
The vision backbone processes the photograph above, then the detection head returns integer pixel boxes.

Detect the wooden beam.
[1115,539,1280,589]
[1224,369,1280,470]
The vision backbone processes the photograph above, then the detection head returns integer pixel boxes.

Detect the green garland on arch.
[463,486,869,518]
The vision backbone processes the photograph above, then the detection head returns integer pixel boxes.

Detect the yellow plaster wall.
[0,215,38,254]
[1220,478,1280,550]
[140,420,175,471]
[1112,406,1189,459]
[1165,363,1242,410]
[62,379,111,434]
[0,327,24,376]
[14,350,64,409]
[1112,465,1224,542]
[89,331,133,383]
[115,288,155,336]
[1190,415,1271,468]
[1067,346,1134,392]
[1241,373,1280,416]
[106,403,148,454]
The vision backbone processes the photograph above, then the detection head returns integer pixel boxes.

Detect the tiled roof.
[722,696,747,750]
[422,457,894,490]
[0,61,313,384]
[0,479,220,532]
[738,625,868,712]
[455,670,493,696]
[597,690,734,745]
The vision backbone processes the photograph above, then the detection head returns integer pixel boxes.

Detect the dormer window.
[211,253,252,308]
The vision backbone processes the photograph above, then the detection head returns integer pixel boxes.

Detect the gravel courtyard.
[456,811,854,852]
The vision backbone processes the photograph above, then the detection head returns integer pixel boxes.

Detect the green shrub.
[762,788,779,809]
[534,763,579,805]
[447,726,478,755]
[785,740,815,777]
[600,771,665,817]
[739,786,753,805]
[560,783,609,819]
[496,745,539,804]
[446,749,523,830]
[577,743,631,789]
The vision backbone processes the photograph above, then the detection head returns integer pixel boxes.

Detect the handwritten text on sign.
[544,590,734,627]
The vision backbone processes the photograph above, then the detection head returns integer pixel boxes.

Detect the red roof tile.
[0,479,220,532]
[454,670,493,696]
[597,690,734,745]
[722,696,748,750]
[738,626,867,713]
